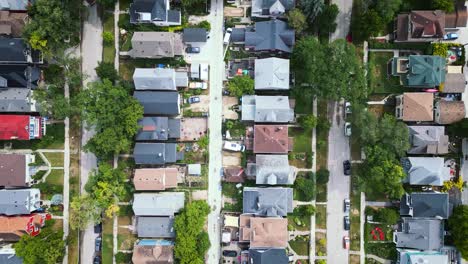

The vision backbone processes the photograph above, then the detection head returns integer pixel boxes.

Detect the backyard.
[103,12,115,64]
[367,52,404,94]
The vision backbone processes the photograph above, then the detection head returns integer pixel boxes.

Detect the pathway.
[360,192,365,264]
[366,254,392,264]
[366,201,393,207]
[310,97,317,263]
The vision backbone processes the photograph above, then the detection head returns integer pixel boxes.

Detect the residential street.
[331,0,353,39]
[326,101,351,264]
[79,3,102,263]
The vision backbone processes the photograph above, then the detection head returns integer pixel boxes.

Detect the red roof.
[0,115,42,140]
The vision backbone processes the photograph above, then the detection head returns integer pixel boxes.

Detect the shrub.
[432,43,448,57]
[115,252,132,263]
[316,169,330,184]
[102,31,114,46]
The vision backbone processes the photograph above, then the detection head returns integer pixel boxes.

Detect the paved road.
[326,101,351,264]
[330,0,353,40]
[79,3,101,264]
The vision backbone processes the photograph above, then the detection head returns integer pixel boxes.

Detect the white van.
[223,141,245,152]
[223,28,233,45]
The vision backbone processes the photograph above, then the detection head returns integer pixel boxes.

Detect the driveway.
[330,0,353,40]
[326,101,351,264]
[222,151,242,166]
[185,95,210,112]
[222,96,239,119]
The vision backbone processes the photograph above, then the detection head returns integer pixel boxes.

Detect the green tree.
[197,21,211,31]
[14,220,65,264]
[298,114,317,130]
[97,0,117,9]
[374,208,399,224]
[197,231,210,258]
[312,4,339,37]
[227,76,254,97]
[316,169,330,184]
[379,114,410,157]
[197,135,209,150]
[69,195,101,230]
[293,205,316,217]
[95,61,119,83]
[432,0,455,12]
[115,252,132,263]
[449,205,468,258]
[287,9,307,33]
[374,0,402,24]
[350,8,384,43]
[33,85,72,120]
[295,177,316,201]
[301,0,324,21]
[102,31,115,46]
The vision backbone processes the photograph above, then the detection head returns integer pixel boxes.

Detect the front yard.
[43,152,64,167]
[367,52,404,94]
[289,235,310,256]
[315,204,326,229]
[103,12,115,64]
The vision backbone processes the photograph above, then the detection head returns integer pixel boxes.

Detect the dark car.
[223,250,237,257]
[344,216,350,230]
[186,46,200,53]
[94,223,102,234]
[95,237,102,252]
[93,255,101,264]
[188,96,200,104]
[343,160,351,175]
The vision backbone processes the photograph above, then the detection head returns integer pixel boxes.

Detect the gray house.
[133,68,188,90]
[408,126,449,155]
[251,0,294,17]
[401,157,451,186]
[246,155,296,185]
[245,20,295,53]
[0,0,28,11]
[0,188,41,215]
[136,216,175,238]
[127,32,183,58]
[400,192,450,219]
[393,218,444,251]
[133,143,181,165]
[129,0,181,26]
[132,192,185,216]
[0,249,23,264]
[133,91,180,115]
[397,249,448,264]
[0,88,37,112]
[243,187,293,217]
[241,95,294,123]
[136,117,180,141]
[0,38,42,64]
[254,58,289,90]
[183,28,207,43]
[249,248,289,264]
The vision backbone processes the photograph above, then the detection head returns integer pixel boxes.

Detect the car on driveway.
[187,96,200,104]
[95,237,102,252]
[343,160,351,175]
[343,236,350,249]
[223,141,245,152]
[222,250,237,257]
[344,122,352,136]
[444,33,459,40]
[94,223,102,234]
[344,216,350,230]
[344,198,350,213]
[186,46,200,53]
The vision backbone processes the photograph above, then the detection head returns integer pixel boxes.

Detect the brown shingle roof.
[0,11,27,37]
[403,93,434,121]
[0,214,45,242]
[133,168,178,191]
[0,154,27,187]
[224,166,245,183]
[132,245,174,264]
[253,125,289,153]
[396,11,445,41]
[239,214,288,248]
[445,4,467,28]
[436,100,465,124]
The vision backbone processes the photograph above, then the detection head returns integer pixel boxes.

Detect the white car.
[223,141,245,152]
[344,198,350,213]
[345,102,352,115]
[189,82,208,89]
[344,122,351,137]
[223,28,232,44]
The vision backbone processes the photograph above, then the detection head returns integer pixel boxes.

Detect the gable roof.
[130,0,181,24]
[0,65,40,89]
[133,143,177,165]
[0,115,43,140]
[0,38,29,63]
[245,20,295,53]
[401,93,434,121]
[249,155,296,185]
[435,100,465,125]
[395,56,446,87]
[243,187,293,216]
[136,117,181,141]
[0,88,35,112]
[137,216,175,238]
[239,215,288,248]
[133,68,188,90]
[254,125,289,153]
[132,192,185,216]
[132,245,174,264]
[0,214,45,242]
[0,189,40,215]
[0,250,23,264]
[249,248,289,264]
[254,58,289,90]
[133,168,178,191]
[394,218,444,251]
[402,157,451,186]
[398,250,448,264]
[408,126,449,155]
[396,11,445,42]
[0,154,27,187]
[183,28,207,42]
[129,32,183,58]
[0,0,28,11]
[241,95,294,123]
[133,91,180,115]
[251,0,294,17]
[400,192,449,219]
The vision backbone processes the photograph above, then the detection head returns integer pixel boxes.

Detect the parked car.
[94,223,102,234]
[343,160,351,175]
[95,237,102,252]
[344,216,350,230]
[223,141,245,152]
[444,33,459,40]
[343,236,350,249]
[223,250,237,257]
[344,198,350,213]
[345,102,352,115]
[187,96,200,104]
[186,46,200,53]
[93,255,101,264]
[224,28,233,44]
[189,82,208,89]
[344,122,351,136]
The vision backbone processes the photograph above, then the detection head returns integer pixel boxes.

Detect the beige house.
[395,93,434,122]
[133,168,178,191]
[239,214,288,248]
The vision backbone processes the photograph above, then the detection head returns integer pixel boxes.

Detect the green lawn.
[103,12,115,64]
[368,52,405,94]
[119,0,132,10]
[44,152,64,167]
[315,182,327,202]
[316,99,328,170]
[120,31,133,51]
[289,236,310,256]
[294,91,313,114]
[46,170,64,186]
[315,232,326,257]
[315,205,326,229]
[117,233,137,251]
[350,172,361,251]
[287,206,312,231]
[102,218,114,264]
[289,127,312,153]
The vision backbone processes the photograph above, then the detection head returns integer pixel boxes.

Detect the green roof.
[392,55,446,88]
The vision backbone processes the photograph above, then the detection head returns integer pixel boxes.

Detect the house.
[0,88,38,112]
[401,157,451,186]
[249,248,289,264]
[239,215,288,248]
[391,56,445,88]
[129,0,181,26]
[188,164,201,176]
[241,95,294,123]
[133,68,188,90]
[0,11,28,37]
[400,192,450,219]
[253,125,292,154]
[133,91,180,115]
[395,93,434,122]
[395,10,445,42]
[0,153,34,187]
[393,218,444,251]
[243,187,293,217]
[407,126,449,155]
[0,65,40,90]
[223,166,245,183]
[183,28,207,43]
[445,3,468,28]
[244,20,295,53]
[189,63,209,81]
[0,188,41,215]
[133,143,180,165]
[434,100,465,124]
[0,0,29,11]
[136,117,181,141]
[0,115,45,140]
[440,73,466,93]
[133,168,178,191]
[136,216,175,238]
[0,38,42,64]
[0,213,48,242]
[251,0,294,17]
[254,58,289,90]
[128,32,183,58]
[132,243,174,264]
[0,248,23,264]
[246,155,296,185]
[132,192,185,216]
[397,249,448,264]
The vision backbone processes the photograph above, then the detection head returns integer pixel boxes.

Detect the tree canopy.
[449,205,468,258]
[69,195,101,230]
[312,4,339,37]
[301,0,324,21]
[227,76,254,97]
[95,61,119,84]
[287,9,307,33]
[298,114,317,130]
[432,0,455,12]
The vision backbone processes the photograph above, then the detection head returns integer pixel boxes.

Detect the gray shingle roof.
[0,38,28,63]
[136,117,181,141]
[394,218,444,251]
[402,157,451,186]
[243,187,293,216]
[137,216,175,238]
[133,143,177,165]
[397,249,448,264]
[408,126,449,155]
[249,248,288,264]
[245,20,295,53]
[231,28,246,42]
[400,192,450,219]
[132,192,185,216]
[130,0,181,24]
[129,32,183,58]
[241,95,294,123]
[133,91,180,115]
[0,0,28,11]
[133,68,188,90]
[0,88,34,112]
[0,253,23,264]
[0,65,40,89]
[183,28,207,43]
[0,189,40,215]
[255,58,289,90]
[251,0,294,17]
[250,155,296,185]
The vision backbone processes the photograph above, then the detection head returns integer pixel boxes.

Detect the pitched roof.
[0,154,27,187]
[396,11,445,41]
[133,143,177,165]
[223,166,245,183]
[401,93,434,121]
[408,126,449,155]
[130,0,181,25]
[132,245,174,264]
[231,28,246,42]
[402,157,451,186]
[0,0,28,11]
[400,192,450,219]
[133,68,188,90]
[397,56,446,87]
[445,4,467,28]
[245,20,295,53]
[249,248,289,264]
[254,58,289,90]
[0,65,40,89]
[133,91,180,115]
[132,192,185,216]
[250,155,296,185]
[251,0,294,17]
[0,38,29,63]
[136,117,181,141]
[394,218,444,251]
[243,187,293,216]
[0,189,40,215]
[241,95,294,123]
[397,250,448,264]
[0,88,35,112]
[239,215,288,248]
[254,125,289,153]
[0,250,23,264]
[441,73,466,93]
[0,214,45,242]
[133,168,178,191]
[182,28,207,42]
[137,216,175,238]
[129,32,183,58]
[0,115,43,140]
[435,100,465,125]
